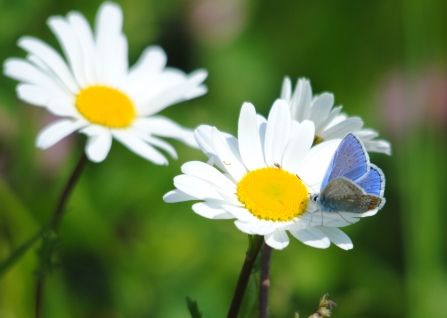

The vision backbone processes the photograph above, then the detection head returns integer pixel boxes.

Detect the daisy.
[164,100,375,250]
[4,2,207,164]
[280,77,391,155]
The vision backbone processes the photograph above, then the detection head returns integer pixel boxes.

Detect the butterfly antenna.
[297,175,319,195]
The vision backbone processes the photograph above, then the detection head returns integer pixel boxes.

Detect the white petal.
[238,102,265,170]
[316,226,353,250]
[194,125,224,170]
[137,69,208,116]
[354,128,378,140]
[309,93,334,130]
[362,139,392,155]
[4,58,69,95]
[163,190,196,203]
[289,226,330,249]
[280,77,292,101]
[282,120,315,173]
[112,130,168,165]
[257,114,267,158]
[185,84,208,100]
[315,106,342,136]
[95,2,126,85]
[131,133,176,159]
[16,84,50,107]
[211,127,247,182]
[173,175,223,201]
[291,78,312,121]
[192,201,234,219]
[36,119,87,149]
[84,129,112,162]
[47,16,87,87]
[321,117,363,140]
[134,116,198,148]
[300,211,361,228]
[249,219,276,235]
[222,205,254,222]
[18,37,79,93]
[125,46,167,90]
[297,140,340,192]
[265,229,290,250]
[67,11,97,85]
[264,100,292,166]
[16,83,79,118]
[181,161,236,193]
[234,220,254,234]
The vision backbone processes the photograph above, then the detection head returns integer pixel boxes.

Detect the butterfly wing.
[355,164,385,196]
[321,134,369,189]
[318,178,383,213]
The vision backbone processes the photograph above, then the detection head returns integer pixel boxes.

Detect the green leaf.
[186,296,203,318]
[0,226,47,277]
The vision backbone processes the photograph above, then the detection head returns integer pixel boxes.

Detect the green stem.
[35,151,89,318]
[227,235,264,318]
[259,244,272,318]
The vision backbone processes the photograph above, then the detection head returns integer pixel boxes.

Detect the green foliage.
[186,297,203,318]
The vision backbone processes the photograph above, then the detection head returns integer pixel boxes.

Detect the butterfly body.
[311,134,385,214]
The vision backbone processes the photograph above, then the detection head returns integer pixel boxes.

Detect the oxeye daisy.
[164,100,372,250]
[280,77,391,155]
[4,2,207,164]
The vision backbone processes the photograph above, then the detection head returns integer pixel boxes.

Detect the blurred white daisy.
[281,77,391,155]
[4,2,207,164]
[164,100,372,250]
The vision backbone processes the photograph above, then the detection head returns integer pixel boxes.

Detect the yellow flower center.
[76,86,136,128]
[237,167,309,222]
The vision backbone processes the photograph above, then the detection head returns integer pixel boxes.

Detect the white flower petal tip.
[282,78,391,154]
[36,119,86,149]
[290,227,331,249]
[317,227,353,250]
[5,2,207,163]
[265,230,290,250]
[84,130,112,162]
[163,190,197,203]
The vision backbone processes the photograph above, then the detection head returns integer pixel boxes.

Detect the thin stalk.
[259,244,272,318]
[35,151,89,318]
[227,235,264,318]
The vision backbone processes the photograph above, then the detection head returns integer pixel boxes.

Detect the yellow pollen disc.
[76,86,136,128]
[237,167,309,222]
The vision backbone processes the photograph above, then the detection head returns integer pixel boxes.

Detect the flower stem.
[35,151,88,318]
[227,235,264,318]
[259,244,272,318]
[51,152,89,232]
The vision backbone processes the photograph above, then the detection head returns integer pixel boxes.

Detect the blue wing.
[321,133,369,189]
[355,164,385,196]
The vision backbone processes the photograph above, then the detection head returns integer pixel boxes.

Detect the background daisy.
[165,100,375,250]
[281,77,391,155]
[4,2,207,164]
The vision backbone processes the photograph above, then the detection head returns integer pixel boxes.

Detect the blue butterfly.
[310,133,385,213]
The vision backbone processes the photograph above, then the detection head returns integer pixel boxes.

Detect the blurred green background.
[1,0,447,317]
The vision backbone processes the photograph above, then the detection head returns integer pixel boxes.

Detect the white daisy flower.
[164,100,373,250]
[280,77,391,155]
[4,2,208,164]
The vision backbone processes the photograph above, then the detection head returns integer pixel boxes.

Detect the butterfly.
[310,133,385,214]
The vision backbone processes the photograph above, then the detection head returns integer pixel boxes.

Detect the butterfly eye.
[310,194,318,202]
